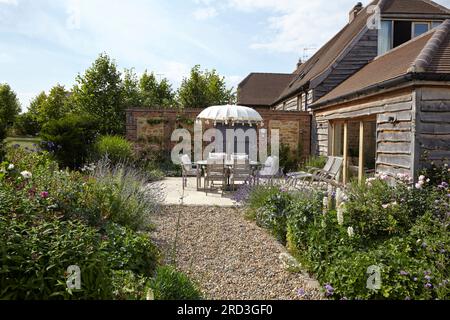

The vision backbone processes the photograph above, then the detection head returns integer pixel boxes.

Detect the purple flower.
[297,288,306,297]
[424,271,431,276]
[422,242,428,249]
[40,191,49,199]
[413,277,418,282]
[400,271,409,276]
[425,283,433,289]
[324,284,334,297]
[425,275,432,281]
[438,182,449,189]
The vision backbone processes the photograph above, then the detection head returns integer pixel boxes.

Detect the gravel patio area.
[151,205,324,300]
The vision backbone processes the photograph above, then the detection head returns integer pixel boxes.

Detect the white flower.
[7,164,14,170]
[418,175,426,182]
[337,204,345,226]
[322,196,329,215]
[20,171,32,179]
[347,227,355,238]
[146,288,154,300]
[415,183,423,189]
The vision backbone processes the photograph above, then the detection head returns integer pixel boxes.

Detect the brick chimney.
[349,2,363,23]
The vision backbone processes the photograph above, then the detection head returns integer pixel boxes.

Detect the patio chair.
[230,158,252,190]
[257,156,280,185]
[286,156,336,186]
[204,159,226,196]
[290,156,344,190]
[180,154,200,190]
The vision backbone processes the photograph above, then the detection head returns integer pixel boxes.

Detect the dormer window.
[378,20,443,56]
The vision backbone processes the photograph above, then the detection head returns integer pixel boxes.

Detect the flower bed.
[0,147,201,300]
[238,168,450,300]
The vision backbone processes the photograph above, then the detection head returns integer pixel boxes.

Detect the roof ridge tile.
[408,19,450,72]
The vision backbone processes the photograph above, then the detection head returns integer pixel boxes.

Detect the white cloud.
[160,61,191,87]
[226,75,243,89]
[193,7,217,20]
[0,52,14,63]
[0,0,18,5]
[226,0,356,53]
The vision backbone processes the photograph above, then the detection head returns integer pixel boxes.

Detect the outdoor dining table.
[195,160,261,190]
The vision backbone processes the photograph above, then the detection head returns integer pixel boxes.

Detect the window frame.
[378,19,444,56]
[412,21,430,38]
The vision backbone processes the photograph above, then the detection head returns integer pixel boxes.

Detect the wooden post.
[343,121,348,185]
[330,122,335,156]
[358,121,365,184]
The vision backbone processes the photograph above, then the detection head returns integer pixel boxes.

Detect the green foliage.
[122,68,142,108]
[245,185,281,220]
[101,223,159,277]
[13,112,41,136]
[140,71,176,108]
[0,211,114,300]
[94,135,134,164]
[0,83,21,130]
[345,178,433,243]
[244,171,450,300]
[71,53,125,135]
[40,114,100,168]
[279,143,301,173]
[177,65,235,108]
[0,148,162,300]
[136,146,181,178]
[302,156,327,171]
[254,190,292,244]
[35,85,71,125]
[111,270,152,300]
[88,160,163,231]
[151,266,202,300]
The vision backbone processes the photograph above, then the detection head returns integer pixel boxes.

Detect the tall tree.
[28,91,47,120]
[122,68,141,108]
[177,65,235,108]
[0,83,21,128]
[139,71,176,109]
[37,85,70,124]
[71,53,124,134]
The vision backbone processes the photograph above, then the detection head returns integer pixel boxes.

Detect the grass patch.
[5,137,41,150]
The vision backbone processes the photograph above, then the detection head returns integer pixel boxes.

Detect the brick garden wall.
[126,108,311,160]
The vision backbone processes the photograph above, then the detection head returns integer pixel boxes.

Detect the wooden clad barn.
[311,20,450,183]
[235,0,450,182]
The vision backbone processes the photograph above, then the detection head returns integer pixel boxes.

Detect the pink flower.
[40,191,49,199]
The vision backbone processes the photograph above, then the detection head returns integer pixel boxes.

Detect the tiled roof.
[312,20,450,108]
[237,73,295,107]
[273,0,450,105]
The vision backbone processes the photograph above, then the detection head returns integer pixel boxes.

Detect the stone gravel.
[150,205,324,300]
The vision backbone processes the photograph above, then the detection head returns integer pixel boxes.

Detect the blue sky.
[1,0,450,110]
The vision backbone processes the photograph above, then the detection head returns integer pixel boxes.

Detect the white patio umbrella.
[196,105,264,126]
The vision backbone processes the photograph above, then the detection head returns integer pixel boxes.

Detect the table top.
[196,160,260,166]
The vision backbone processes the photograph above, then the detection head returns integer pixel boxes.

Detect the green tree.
[139,71,176,109]
[28,91,47,120]
[0,83,21,128]
[71,53,125,135]
[177,65,235,108]
[123,68,141,108]
[37,85,70,124]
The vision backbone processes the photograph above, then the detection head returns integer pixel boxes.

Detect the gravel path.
[151,205,324,300]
